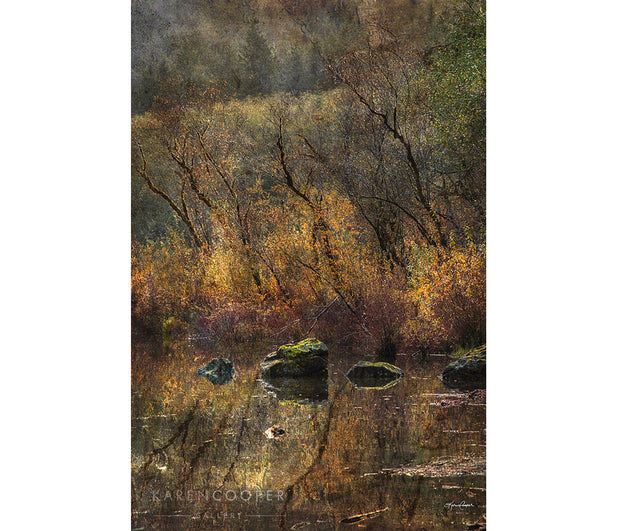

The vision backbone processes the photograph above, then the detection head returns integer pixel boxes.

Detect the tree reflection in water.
[132,339,485,529]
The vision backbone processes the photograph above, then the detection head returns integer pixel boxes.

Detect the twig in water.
[340,507,389,524]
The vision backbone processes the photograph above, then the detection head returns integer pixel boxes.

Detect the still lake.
[132,337,485,530]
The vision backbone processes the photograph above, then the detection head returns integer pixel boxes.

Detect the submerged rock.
[260,338,328,378]
[197,358,235,385]
[346,361,404,389]
[441,346,486,389]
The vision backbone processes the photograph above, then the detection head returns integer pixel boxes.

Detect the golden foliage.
[406,242,486,349]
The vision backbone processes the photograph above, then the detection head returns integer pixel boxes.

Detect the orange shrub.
[131,232,214,334]
[406,243,486,349]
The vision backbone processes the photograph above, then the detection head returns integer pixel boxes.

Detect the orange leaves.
[406,243,486,348]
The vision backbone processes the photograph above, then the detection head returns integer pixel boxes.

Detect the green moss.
[450,344,486,361]
[442,346,486,388]
[352,378,403,390]
[277,338,328,359]
[345,361,404,389]
[261,339,328,378]
[353,361,404,373]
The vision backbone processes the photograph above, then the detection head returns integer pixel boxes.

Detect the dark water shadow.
[345,361,404,390]
[260,375,328,405]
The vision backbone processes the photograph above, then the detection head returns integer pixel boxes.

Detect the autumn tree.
[288,0,486,253]
[132,85,292,296]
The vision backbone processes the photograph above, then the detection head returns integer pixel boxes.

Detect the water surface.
[132,339,485,529]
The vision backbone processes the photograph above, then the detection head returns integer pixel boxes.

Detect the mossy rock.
[346,361,404,389]
[260,338,328,378]
[441,346,486,389]
[197,358,235,385]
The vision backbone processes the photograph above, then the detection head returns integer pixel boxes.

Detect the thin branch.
[276,118,313,208]
[135,144,203,247]
[305,297,339,337]
[284,253,368,337]
[168,142,216,211]
[358,194,435,246]
[332,67,448,247]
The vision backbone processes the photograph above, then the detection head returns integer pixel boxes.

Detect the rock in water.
[264,425,286,439]
[197,358,235,385]
[260,338,328,378]
[346,361,404,389]
[441,346,486,389]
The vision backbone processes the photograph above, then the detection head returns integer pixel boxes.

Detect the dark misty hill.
[131,0,444,114]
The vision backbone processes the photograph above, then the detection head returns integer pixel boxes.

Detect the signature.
[444,501,475,510]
